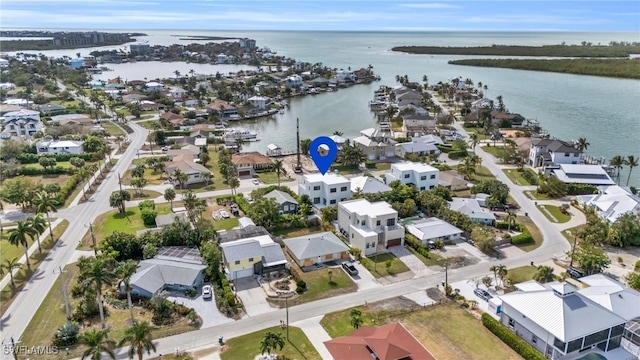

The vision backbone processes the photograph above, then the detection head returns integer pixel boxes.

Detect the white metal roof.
[339,199,397,218]
[350,176,391,194]
[391,162,438,173]
[303,173,350,185]
[407,218,463,240]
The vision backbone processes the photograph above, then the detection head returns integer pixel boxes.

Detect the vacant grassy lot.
[360,252,410,278]
[121,167,166,186]
[212,217,239,231]
[277,267,356,307]
[220,326,321,360]
[525,190,551,200]
[515,216,543,252]
[502,168,537,186]
[85,204,172,244]
[321,303,521,360]
[482,145,505,160]
[272,225,323,238]
[100,121,126,136]
[407,246,449,266]
[537,204,571,223]
[0,220,69,317]
[506,265,538,284]
[125,189,163,200]
[255,171,292,185]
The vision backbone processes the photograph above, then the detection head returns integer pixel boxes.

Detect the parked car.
[342,261,359,276]
[252,179,260,185]
[474,288,493,301]
[567,267,585,279]
[491,204,509,212]
[506,203,519,210]
[202,285,212,299]
[219,210,230,219]
[161,146,169,152]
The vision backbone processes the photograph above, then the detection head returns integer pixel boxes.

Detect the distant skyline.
[1,0,639,32]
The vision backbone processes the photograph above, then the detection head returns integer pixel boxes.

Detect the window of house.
[574,153,579,157]
[430,174,436,179]
[386,218,395,226]
[420,175,427,180]
[9,125,14,130]
[283,205,289,211]
[429,185,435,189]
[508,318,515,328]
[313,197,320,204]
[313,185,321,191]
[420,187,425,191]
[234,260,240,265]
[340,186,347,192]
[329,199,336,204]
[248,257,254,262]
[404,174,410,179]
[330,188,337,193]
[376,220,381,226]
[366,243,370,249]
[351,233,354,238]
[564,152,570,156]
[532,336,537,345]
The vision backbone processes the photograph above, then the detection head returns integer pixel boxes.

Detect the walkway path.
[290,315,333,360]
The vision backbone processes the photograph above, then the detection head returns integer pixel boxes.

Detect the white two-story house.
[338,199,404,255]
[298,173,351,209]
[529,138,583,168]
[384,162,439,191]
[2,109,42,137]
[36,140,84,155]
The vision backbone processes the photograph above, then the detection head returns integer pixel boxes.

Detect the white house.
[412,134,444,146]
[247,95,270,109]
[384,162,439,191]
[36,140,84,155]
[0,82,15,90]
[336,69,355,83]
[338,199,404,255]
[499,281,628,359]
[350,176,391,195]
[529,138,583,167]
[449,197,495,225]
[284,74,303,88]
[550,164,615,186]
[352,128,396,161]
[165,154,212,186]
[298,173,351,208]
[169,87,188,99]
[577,185,640,223]
[0,58,9,68]
[216,53,229,63]
[2,109,42,137]
[394,141,440,159]
[406,218,463,245]
[145,81,164,92]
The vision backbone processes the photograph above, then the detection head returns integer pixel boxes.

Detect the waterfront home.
[338,199,404,255]
[498,281,629,359]
[402,113,436,136]
[264,189,299,215]
[310,77,330,87]
[548,164,615,186]
[384,162,439,191]
[2,109,42,137]
[206,99,238,120]
[439,170,469,191]
[169,87,188,99]
[491,110,525,127]
[0,82,15,90]
[36,140,84,155]
[160,112,186,128]
[399,103,429,116]
[128,246,206,298]
[394,141,440,159]
[122,93,147,103]
[412,134,444,146]
[298,173,351,209]
[284,74,304,88]
[353,128,396,161]
[284,231,350,268]
[165,153,211,187]
[329,134,347,149]
[528,138,583,167]
[406,217,463,245]
[231,152,273,177]
[350,175,391,195]
[219,232,287,280]
[449,197,495,225]
[336,69,356,83]
[144,81,164,92]
[577,185,640,223]
[396,90,422,107]
[166,144,201,160]
[247,95,270,109]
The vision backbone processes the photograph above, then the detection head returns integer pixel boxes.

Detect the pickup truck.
[342,262,359,276]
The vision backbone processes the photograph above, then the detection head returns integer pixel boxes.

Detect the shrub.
[58,173,83,203]
[496,222,522,231]
[365,161,376,169]
[16,152,102,164]
[296,286,305,294]
[481,313,546,360]
[53,321,80,347]
[636,260,640,271]
[140,208,158,226]
[568,183,598,195]
[138,199,156,210]
[522,170,539,185]
[296,280,307,289]
[511,226,534,245]
[448,150,467,160]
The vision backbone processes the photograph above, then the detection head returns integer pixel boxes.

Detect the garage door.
[238,170,252,177]
[233,268,254,279]
[387,238,402,247]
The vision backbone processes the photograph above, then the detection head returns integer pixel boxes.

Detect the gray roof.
[407,218,463,240]
[155,212,188,227]
[220,240,263,263]
[261,242,287,267]
[264,189,298,206]
[130,258,206,295]
[285,232,349,260]
[449,198,495,220]
[218,225,270,244]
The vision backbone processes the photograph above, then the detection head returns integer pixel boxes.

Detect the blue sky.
[1,0,639,31]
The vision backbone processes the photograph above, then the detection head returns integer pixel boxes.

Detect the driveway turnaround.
[167,290,234,328]
[347,262,382,290]
[388,246,436,278]
[235,277,276,317]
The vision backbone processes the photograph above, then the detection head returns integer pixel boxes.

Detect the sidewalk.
[290,315,333,360]
[68,147,119,208]
[0,218,63,288]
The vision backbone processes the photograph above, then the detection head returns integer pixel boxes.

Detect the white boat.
[279,109,285,114]
[224,129,258,142]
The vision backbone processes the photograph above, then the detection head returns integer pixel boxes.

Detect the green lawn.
[562,225,586,245]
[360,252,410,278]
[506,265,538,284]
[502,168,537,186]
[203,150,230,190]
[407,246,449,266]
[524,190,551,200]
[100,121,126,136]
[138,120,162,130]
[515,216,544,252]
[125,189,163,200]
[537,204,571,223]
[0,220,69,318]
[456,165,495,183]
[121,168,166,186]
[220,326,321,360]
[330,164,362,175]
[272,226,323,238]
[255,171,292,185]
[368,162,391,171]
[88,204,172,244]
[0,230,35,265]
[320,303,521,360]
[212,217,239,231]
[285,267,357,306]
[482,145,505,159]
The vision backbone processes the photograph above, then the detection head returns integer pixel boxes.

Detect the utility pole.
[118,173,123,193]
[295,117,302,172]
[54,266,71,320]
[444,263,448,287]
[569,235,578,268]
[285,295,289,341]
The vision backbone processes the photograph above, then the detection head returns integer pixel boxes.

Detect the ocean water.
[7,30,640,185]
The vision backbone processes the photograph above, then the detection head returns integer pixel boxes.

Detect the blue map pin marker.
[310,136,338,175]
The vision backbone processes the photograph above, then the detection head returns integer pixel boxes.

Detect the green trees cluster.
[218,148,240,194]
[392,43,640,57]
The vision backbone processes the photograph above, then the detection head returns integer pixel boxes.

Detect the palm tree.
[118,321,156,360]
[164,188,176,209]
[260,331,285,355]
[34,191,58,243]
[350,308,363,329]
[469,132,479,153]
[505,211,517,232]
[27,214,47,253]
[576,137,590,152]
[8,221,35,269]
[332,130,344,136]
[489,265,499,287]
[496,264,508,287]
[273,159,286,186]
[172,169,188,190]
[625,155,638,186]
[117,260,138,323]
[609,155,625,185]
[80,329,116,360]
[2,258,20,288]
[533,265,555,283]
[80,256,117,329]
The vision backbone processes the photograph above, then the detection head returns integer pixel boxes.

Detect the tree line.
[392,43,640,57]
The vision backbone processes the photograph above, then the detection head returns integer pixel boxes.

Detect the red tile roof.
[324,322,436,360]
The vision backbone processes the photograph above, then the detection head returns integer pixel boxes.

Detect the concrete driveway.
[342,262,381,290]
[388,246,437,278]
[167,286,234,329]
[235,277,276,317]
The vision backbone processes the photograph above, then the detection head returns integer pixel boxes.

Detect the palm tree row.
[80,321,156,360]
[609,155,639,186]
[7,198,55,270]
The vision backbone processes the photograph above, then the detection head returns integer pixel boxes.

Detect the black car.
[491,204,509,212]
[567,267,585,279]
[342,262,359,276]
[474,288,493,301]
